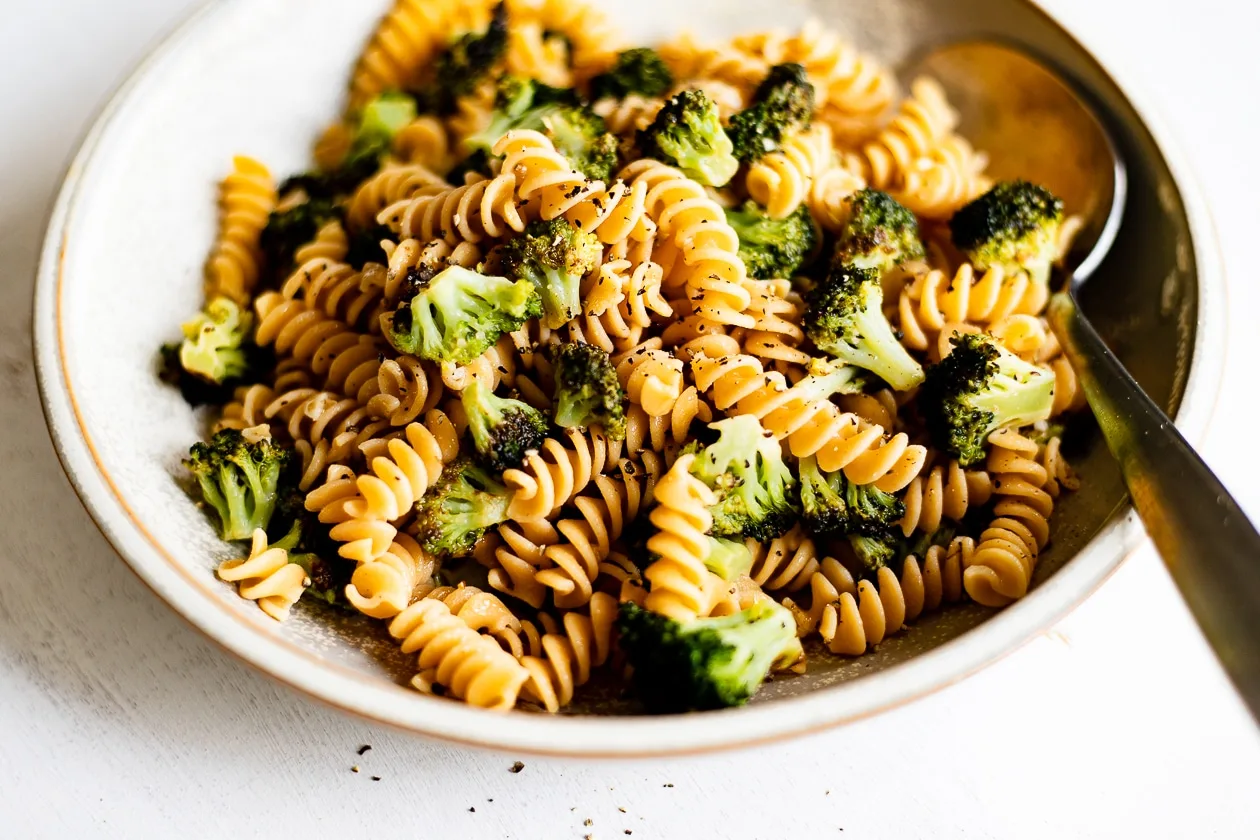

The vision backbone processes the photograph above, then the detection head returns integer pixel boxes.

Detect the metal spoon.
[905,42,1260,720]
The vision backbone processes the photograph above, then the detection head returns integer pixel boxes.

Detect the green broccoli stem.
[539,265,581,329]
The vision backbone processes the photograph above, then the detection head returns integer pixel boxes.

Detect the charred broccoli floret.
[414,458,513,559]
[460,379,548,472]
[542,107,619,181]
[798,455,846,536]
[550,342,627,439]
[422,2,509,113]
[618,600,803,712]
[803,265,925,391]
[383,263,540,363]
[259,198,339,276]
[949,180,1065,285]
[844,479,906,537]
[920,333,1056,467]
[637,89,738,187]
[726,200,817,280]
[501,218,602,329]
[174,297,253,385]
[689,415,796,542]
[589,47,674,100]
[832,189,925,272]
[848,532,901,575]
[184,429,294,542]
[728,63,815,163]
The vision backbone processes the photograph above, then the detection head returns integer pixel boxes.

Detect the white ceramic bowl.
[34,0,1224,756]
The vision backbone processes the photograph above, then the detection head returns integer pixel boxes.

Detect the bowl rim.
[32,0,1227,757]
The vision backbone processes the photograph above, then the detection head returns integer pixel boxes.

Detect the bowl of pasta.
[34,0,1223,755]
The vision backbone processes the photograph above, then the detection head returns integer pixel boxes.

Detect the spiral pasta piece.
[348,164,447,230]
[388,599,530,709]
[380,172,526,244]
[746,123,835,220]
[216,529,309,621]
[293,219,350,264]
[536,457,659,609]
[512,593,617,712]
[205,156,276,305]
[614,340,684,418]
[393,115,455,172]
[691,352,926,490]
[746,525,821,593]
[963,430,1054,607]
[502,427,623,520]
[423,584,523,653]
[280,258,386,333]
[479,518,561,608]
[898,458,994,537]
[641,454,723,623]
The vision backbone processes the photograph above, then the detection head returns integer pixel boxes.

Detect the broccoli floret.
[803,265,925,391]
[848,532,900,575]
[704,537,753,582]
[949,180,1065,285]
[920,333,1056,467]
[618,600,803,712]
[415,458,513,559]
[500,218,601,329]
[592,46,680,100]
[832,189,926,272]
[383,263,541,363]
[422,2,509,114]
[844,479,906,537]
[356,91,419,150]
[689,415,796,542]
[259,198,339,276]
[543,108,619,181]
[726,200,817,280]
[460,378,548,472]
[728,63,815,163]
[589,48,674,100]
[637,89,738,187]
[550,342,627,440]
[798,455,846,536]
[173,297,253,385]
[463,75,578,155]
[184,429,294,542]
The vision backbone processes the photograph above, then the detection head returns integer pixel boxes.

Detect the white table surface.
[3,1,1259,837]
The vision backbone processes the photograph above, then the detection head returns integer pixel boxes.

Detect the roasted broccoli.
[383,263,540,363]
[726,200,817,280]
[463,75,577,154]
[848,532,901,575]
[184,429,294,542]
[422,2,509,113]
[542,108,620,181]
[831,189,925,272]
[637,89,738,187]
[803,265,925,391]
[590,47,674,100]
[728,63,815,163]
[460,378,548,472]
[414,458,513,559]
[618,600,803,712]
[174,297,253,385]
[843,478,906,537]
[266,506,343,606]
[501,218,602,329]
[704,537,754,581]
[259,198,339,276]
[949,180,1065,285]
[688,415,796,542]
[550,342,627,439]
[798,455,847,536]
[920,332,1056,467]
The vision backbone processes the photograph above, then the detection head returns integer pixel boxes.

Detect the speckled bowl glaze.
[34,0,1224,756]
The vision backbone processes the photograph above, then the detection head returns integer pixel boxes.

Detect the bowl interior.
[36,0,1210,749]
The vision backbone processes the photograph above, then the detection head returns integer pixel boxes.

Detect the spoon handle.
[1047,290,1260,720]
